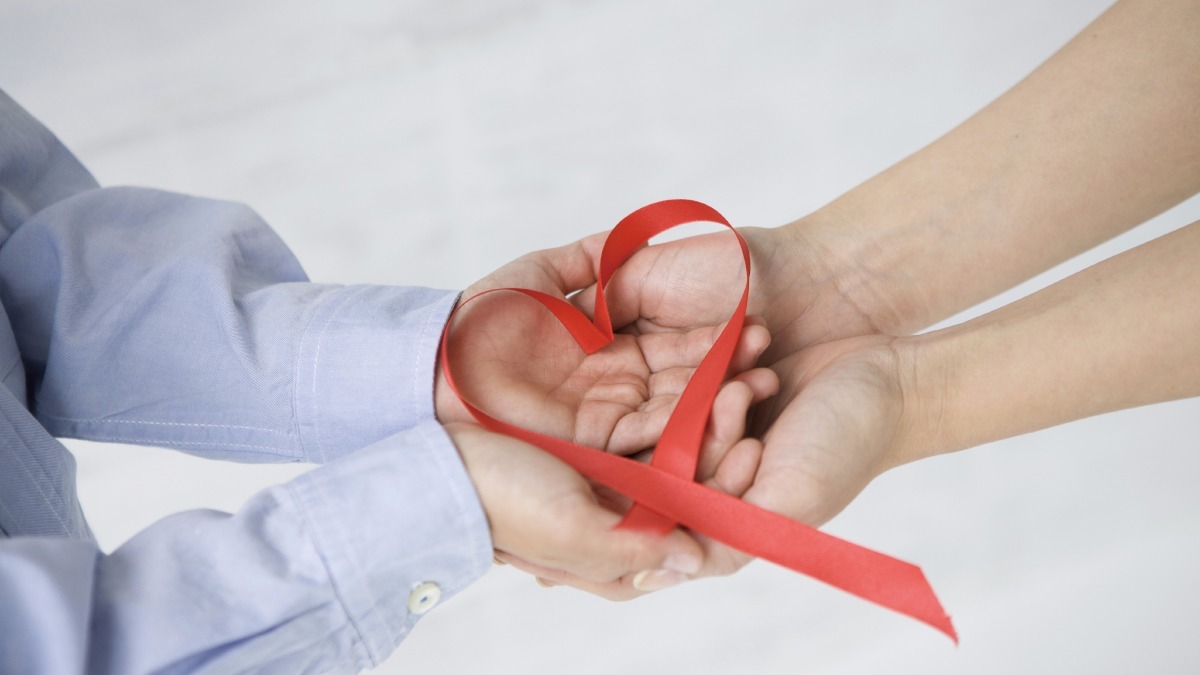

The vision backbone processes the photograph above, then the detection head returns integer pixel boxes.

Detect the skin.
[434,232,779,599]
[902,219,1200,460]
[537,0,1200,590]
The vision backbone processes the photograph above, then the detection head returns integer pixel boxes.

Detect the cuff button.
[407,582,442,615]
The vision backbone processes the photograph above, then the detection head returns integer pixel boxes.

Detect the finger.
[544,229,609,293]
[708,381,754,453]
[708,438,764,497]
[555,505,706,586]
[476,436,706,587]
[496,553,651,601]
[572,230,747,330]
[528,230,609,295]
[517,516,762,594]
[637,319,768,376]
[503,540,702,600]
[568,250,656,327]
[493,479,704,587]
[608,369,778,456]
[696,379,754,480]
[472,231,608,299]
[594,365,696,455]
[607,402,674,455]
[512,531,758,598]
[731,367,781,403]
[693,537,756,579]
[728,321,772,374]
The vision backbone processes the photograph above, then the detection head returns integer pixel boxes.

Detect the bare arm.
[899,217,1200,462]
[786,0,1200,337]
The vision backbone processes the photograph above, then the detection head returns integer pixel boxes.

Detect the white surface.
[4,1,1199,673]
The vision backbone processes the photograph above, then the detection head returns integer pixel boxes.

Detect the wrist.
[780,206,931,337]
[741,219,899,358]
[885,332,960,467]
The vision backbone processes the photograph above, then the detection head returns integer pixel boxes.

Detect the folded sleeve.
[0,89,459,464]
[0,420,493,675]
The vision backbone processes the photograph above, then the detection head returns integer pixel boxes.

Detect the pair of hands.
[436,224,910,598]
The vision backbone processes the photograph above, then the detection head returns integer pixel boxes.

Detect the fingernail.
[493,555,507,566]
[662,553,701,575]
[632,569,687,592]
[536,577,557,588]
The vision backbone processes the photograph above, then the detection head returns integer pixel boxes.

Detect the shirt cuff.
[285,419,491,668]
[294,285,458,464]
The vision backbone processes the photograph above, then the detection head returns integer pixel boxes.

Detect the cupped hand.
[446,422,710,594]
[486,369,776,599]
[580,224,913,580]
[436,230,785,599]
[698,334,916,576]
[486,333,915,595]
[436,232,778,455]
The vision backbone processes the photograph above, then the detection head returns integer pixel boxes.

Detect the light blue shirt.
[0,89,492,674]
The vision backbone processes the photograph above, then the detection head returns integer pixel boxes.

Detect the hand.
[437,233,780,598]
[437,233,778,455]
[704,335,916,575]
[477,366,774,599]
[585,224,901,577]
[446,422,711,597]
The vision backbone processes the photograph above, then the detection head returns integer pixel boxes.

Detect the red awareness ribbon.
[440,199,957,641]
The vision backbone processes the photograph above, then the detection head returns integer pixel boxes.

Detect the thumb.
[523,230,608,296]
[542,493,705,587]
[496,518,706,601]
[463,231,608,300]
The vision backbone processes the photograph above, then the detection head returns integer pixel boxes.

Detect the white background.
[3,1,1199,672]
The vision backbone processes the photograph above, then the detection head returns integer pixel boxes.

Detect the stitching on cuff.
[283,478,381,669]
[293,286,365,464]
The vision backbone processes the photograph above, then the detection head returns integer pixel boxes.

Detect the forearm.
[790,0,1200,334]
[896,219,1200,462]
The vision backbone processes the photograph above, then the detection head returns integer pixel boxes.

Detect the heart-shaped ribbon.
[440,199,956,641]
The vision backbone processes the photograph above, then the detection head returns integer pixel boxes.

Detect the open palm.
[436,231,775,456]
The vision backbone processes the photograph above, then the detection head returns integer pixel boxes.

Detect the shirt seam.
[296,285,367,465]
[69,435,296,457]
[288,287,342,465]
[282,479,379,668]
[37,415,288,435]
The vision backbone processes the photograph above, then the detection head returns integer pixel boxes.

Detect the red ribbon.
[440,199,956,641]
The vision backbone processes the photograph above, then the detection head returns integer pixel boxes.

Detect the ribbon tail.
[485,416,958,643]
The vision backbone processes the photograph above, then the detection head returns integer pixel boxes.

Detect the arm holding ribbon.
[0,88,774,668]
[566,0,1200,584]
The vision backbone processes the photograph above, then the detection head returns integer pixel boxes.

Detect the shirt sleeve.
[0,418,493,675]
[0,88,457,465]
[0,90,494,671]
